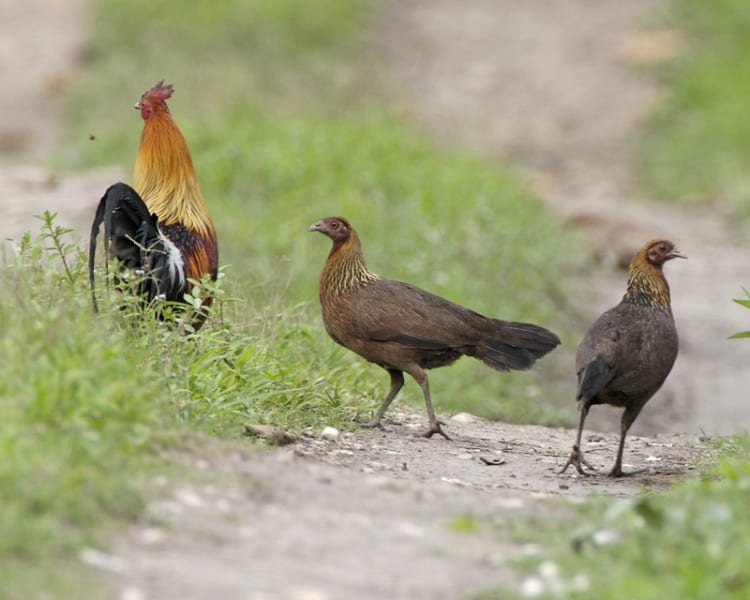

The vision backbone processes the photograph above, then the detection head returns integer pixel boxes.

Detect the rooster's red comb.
[142,80,174,102]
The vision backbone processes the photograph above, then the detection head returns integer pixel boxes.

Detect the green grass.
[638,0,750,215]
[489,436,750,599]
[4,0,577,596]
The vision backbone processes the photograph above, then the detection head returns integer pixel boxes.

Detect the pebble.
[138,527,167,546]
[321,426,340,441]
[450,412,479,423]
[120,586,146,600]
[79,547,127,573]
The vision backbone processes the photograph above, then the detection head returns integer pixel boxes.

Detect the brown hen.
[310,216,561,439]
[561,239,685,477]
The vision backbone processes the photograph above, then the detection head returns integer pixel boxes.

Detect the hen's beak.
[668,248,687,260]
[308,222,322,233]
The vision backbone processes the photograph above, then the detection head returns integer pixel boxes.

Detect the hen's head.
[633,240,686,270]
[135,80,174,121]
[309,216,354,244]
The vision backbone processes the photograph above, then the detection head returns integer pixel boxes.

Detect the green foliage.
[638,0,750,214]
[1,215,382,597]
[0,216,169,596]
[507,437,750,599]
[729,287,750,339]
[446,513,481,534]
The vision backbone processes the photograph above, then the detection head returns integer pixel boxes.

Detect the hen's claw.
[422,422,452,441]
[360,418,385,430]
[559,445,595,475]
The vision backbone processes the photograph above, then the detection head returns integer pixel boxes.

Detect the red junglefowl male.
[89,81,218,329]
[560,240,685,477]
[309,216,561,439]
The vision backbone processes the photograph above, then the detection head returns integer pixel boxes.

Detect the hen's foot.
[559,445,595,475]
[359,417,384,430]
[421,421,452,441]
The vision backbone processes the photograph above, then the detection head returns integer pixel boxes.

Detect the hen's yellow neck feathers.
[321,233,378,297]
[623,254,671,311]
[132,111,215,238]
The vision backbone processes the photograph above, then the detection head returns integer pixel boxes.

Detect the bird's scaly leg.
[560,400,594,475]
[361,370,403,429]
[414,372,451,441]
[608,401,646,477]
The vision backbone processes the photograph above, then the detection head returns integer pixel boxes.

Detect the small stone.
[174,488,204,508]
[79,547,127,573]
[321,426,340,441]
[120,586,146,600]
[138,527,167,545]
[450,412,479,423]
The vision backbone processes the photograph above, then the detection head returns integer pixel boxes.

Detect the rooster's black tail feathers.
[89,182,185,311]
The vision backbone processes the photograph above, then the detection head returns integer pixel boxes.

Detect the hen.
[310,216,561,439]
[89,81,218,329]
[560,239,685,477]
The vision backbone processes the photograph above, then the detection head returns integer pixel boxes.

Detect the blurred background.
[2,0,750,596]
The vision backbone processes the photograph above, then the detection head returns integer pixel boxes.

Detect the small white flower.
[570,573,591,592]
[520,576,545,597]
[539,560,560,580]
[592,528,619,546]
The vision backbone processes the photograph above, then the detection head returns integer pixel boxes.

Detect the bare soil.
[0,0,122,247]
[3,1,744,599]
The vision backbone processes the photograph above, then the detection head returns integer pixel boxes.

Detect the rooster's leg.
[560,400,594,475]
[608,401,647,477]
[361,369,404,429]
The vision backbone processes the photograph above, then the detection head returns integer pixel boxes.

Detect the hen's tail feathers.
[89,182,185,312]
[577,354,614,401]
[474,321,561,372]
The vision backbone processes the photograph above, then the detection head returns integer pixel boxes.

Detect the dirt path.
[98,412,707,600]
[4,1,735,598]
[0,0,119,246]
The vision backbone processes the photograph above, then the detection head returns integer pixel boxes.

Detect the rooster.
[89,81,218,329]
